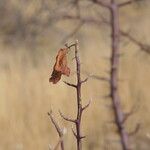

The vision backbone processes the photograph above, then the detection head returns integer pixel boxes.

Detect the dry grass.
[0,1,150,150]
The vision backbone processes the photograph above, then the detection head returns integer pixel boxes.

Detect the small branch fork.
[60,40,91,150]
[48,110,65,150]
[53,0,149,55]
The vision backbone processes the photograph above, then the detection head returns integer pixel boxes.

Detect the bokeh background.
[0,0,150,149]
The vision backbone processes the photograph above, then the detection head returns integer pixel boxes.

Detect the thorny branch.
[60,40,90,150]
[49,0,148,149]
[48,110,64,150]
[109,1,130,149]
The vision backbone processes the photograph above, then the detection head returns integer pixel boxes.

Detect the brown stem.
[74,40,82,150]
[109,1,130,150]
[60,41,89,150]
[48,111,64,150]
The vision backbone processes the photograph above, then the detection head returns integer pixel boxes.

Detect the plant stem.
[75,40,82,150]
[109,1,130,149]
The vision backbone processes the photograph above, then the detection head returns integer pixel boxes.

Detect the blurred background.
[0,0,150,149]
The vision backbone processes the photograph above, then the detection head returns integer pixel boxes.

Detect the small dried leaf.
[49,70,62,84]
[49,48,70,84]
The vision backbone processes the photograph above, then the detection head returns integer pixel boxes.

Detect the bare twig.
[109,1,130,149]
[60,40,90,150]
[74,40,84,150]
[82,99,91,111]
[81,77,88,84]
[65,43,76,50]
[63,81,77,88]
[123,111,134,124]
[48,110,64,150]
[122,104,139,124]
[59,110,76,123]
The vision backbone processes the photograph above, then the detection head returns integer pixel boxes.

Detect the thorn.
[59,110,76,123]
[122,111,133,124]
[122,104,138,124]
[65,43,76,49]
[82,99,92,111]
[65,43,69,48]
[80,135,86,139]
[63,81,77,88]
[47,110,52,116]
[81,77,88,84]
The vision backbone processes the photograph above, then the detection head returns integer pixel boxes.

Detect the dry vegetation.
[0,0,150,150]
